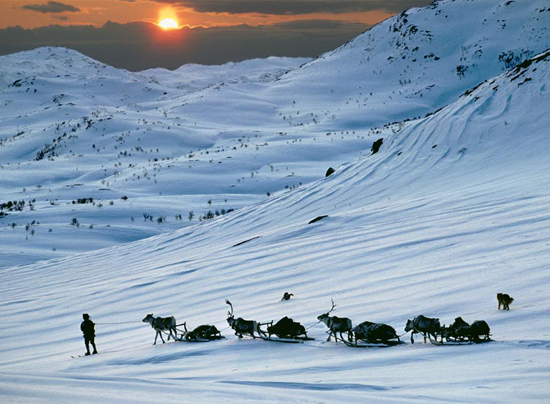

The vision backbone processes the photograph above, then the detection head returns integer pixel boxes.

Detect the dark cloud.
[153,0,432,15]
[0,20,368,70]
[22,1,80,14]
[273,19,363,30]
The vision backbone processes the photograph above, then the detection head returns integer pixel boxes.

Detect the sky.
[0,0,432,70]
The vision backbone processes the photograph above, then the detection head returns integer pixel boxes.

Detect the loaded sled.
[174,323,225,342]
[344,321,403,348]
[257,316,314,343]
[432,317,492,345]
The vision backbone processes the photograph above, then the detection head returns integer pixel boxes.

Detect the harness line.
[305,320,322,330]
[95,321,142,325]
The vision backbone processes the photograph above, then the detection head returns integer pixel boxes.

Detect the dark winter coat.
[81,319,95,338]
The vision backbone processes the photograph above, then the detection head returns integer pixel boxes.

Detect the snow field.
[1,1,550,402]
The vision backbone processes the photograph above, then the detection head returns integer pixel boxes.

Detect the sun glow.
[158,18,179,30]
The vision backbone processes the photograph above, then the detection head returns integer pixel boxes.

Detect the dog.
[497,293,514,310]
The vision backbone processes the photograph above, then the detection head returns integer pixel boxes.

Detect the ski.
[71,353,98,358]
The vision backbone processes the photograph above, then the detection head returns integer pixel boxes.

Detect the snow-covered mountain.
[1,0,549,269]
[1,1,550,402]
[182,0,550,129]
[1,46,549,404]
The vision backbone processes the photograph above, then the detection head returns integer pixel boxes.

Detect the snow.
[1,0,550,402]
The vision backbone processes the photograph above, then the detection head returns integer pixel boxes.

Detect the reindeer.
[442,317,491,343]
[280,292,294,301]
[142,314,177,345]
[317,299,353,342]
[405,315,441,344]
[225,299,258,339]
[442,317,470,342]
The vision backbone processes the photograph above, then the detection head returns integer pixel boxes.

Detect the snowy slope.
[182,0,550,129]
[0,49,317,267]
[1,0,550,269]
[1,45,549,404]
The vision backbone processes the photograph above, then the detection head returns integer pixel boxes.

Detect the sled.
[177,334,226,343]
[429,335,492,346]
[257,318,315,344]
[173,323,225,342]
[436,318,492,346]
[345,321,403,348]
[258,334,315,344]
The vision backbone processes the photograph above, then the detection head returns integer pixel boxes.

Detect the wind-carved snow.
[1,1,550,403]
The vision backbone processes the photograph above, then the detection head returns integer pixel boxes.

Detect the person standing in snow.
[80,313,98,355]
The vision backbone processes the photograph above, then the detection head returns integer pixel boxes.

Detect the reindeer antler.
[320,298,337,315]
[328,298,337,314]
[225,299,234,317]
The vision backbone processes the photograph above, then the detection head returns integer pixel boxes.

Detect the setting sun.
[158,18,179,30]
